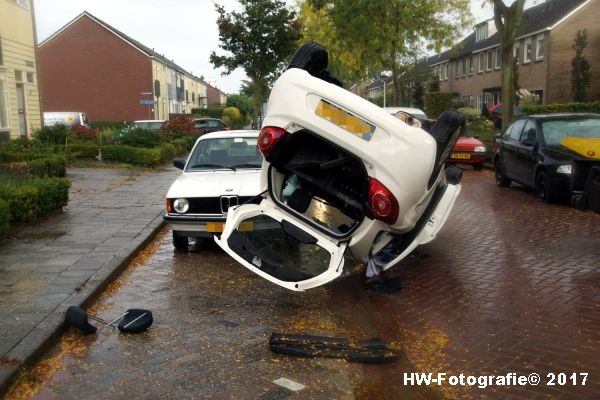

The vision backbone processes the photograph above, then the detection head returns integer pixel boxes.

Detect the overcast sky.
[33,0,537,94]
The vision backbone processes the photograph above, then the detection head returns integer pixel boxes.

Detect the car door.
[501,119,527,181]
[513,119,539,187]
[214,201,348,291]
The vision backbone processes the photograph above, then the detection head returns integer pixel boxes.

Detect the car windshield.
[134,121,163,130]
[542,118,600,146]
[186,137,262,171]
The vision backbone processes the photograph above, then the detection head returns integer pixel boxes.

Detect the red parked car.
[446,135,487,170]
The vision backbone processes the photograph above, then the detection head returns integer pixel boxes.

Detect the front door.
[16,84,27,137]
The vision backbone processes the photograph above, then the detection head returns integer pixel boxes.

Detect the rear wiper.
[189,163,235,171]
[230,163,261,169]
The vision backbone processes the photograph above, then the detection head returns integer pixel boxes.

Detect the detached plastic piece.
[65,306,98,334]
[269,333,400,363]
[117,309,153,333]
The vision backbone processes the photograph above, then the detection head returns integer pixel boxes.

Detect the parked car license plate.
[451,153,471,159]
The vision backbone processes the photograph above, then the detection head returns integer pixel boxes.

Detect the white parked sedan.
[164,131,262,250]
[213,43,465,291]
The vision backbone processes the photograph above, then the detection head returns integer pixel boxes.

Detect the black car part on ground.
[269,333,400,363]
[65,306,153,334]
[572,164,600,213]
[426,111,467,189]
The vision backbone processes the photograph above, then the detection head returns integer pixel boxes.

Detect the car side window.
[520,120,537,145]
[503,122,515,139]
[208,120,219,128]
[509,120,526,141]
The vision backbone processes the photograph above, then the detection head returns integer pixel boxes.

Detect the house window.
[192,92,195,102]
[513,43,520,65]
[0,37,3,66]
[0,77,8,130]
[456,61,460,79]
[524,38,532,63]
[444,63,448,80]
[476,24,488,42]
[26,72,34,83]
[478,53,484,73]
[477,94,484,110]
[536,34,545,60]
[462,58,467,77]
[495,48,501,69]
[469,55,474,74]
[487,51,493,71]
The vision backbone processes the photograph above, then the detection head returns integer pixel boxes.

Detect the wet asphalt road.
[6,169,600,400]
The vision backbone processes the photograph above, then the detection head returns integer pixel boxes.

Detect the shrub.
[0,138,57,163]
[65,144,99,159]
[457,107,483,121]
[159,143,177,164]
[521,100,600,115]
[192,106,224,118]
[120,127,160,148]
[0,199,9,237]
[101,145,162,167]
[34,124,70,144]
[26,155,67,177]
[425,92,453,119]
[172,136,197,154]
[70,125,99,142]
[222,106,242,128]
[0,177,71,222]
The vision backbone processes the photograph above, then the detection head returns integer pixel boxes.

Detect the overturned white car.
[215,43,464,291]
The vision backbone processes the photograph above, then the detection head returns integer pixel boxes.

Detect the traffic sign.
[139,100,157,105]
[140,92,153,96]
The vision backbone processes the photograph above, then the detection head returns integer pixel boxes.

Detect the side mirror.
[173,158,186,170]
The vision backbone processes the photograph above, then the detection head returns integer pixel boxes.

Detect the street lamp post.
[380,71,392,108]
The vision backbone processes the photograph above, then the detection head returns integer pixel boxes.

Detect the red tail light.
[224,127,231,131]
[258,126,286,156]
[368,178,399,225]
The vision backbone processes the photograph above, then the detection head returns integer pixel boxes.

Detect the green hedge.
[172,136,197,154]
[425,92,454,119]
[65,144,99,159]
[521,100,600,115]
[101,143,177,167]
[192,106,224,118]
[26,155,67,177]
[0,177,71,222]
[0,199,9,237]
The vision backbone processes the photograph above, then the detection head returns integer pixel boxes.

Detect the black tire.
[427,110,466,188]
[173,232,188,251]
[473,163,484,171]
[495,159,511,187]
[287,42,329,75]
[535,170,553,203]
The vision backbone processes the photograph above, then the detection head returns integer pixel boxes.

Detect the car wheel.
[473,163,484,171]
[535,170,553,203]
[287,42,329,74]
[495,160,511,187]
[173,232,189,251]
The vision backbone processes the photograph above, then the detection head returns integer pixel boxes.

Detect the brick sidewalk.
[0,166,179,394]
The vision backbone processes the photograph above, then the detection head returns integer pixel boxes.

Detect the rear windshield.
[542,118,600,146]
[186,137,261,170]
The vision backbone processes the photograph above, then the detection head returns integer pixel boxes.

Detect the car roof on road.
[200,130,259,139]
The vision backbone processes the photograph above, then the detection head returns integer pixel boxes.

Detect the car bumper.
[446,152,486,164]
[164,213,227,238]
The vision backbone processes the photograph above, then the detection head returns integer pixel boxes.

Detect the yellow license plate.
[206,222,225,233]
[451,153,471,159]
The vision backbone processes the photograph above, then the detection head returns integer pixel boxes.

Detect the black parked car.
[494,113,600,210]
[194,118,230,133]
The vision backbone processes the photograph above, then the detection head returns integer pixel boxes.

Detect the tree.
[310,0,472,105]
[412,81,426,109]
[490,0,526,131]
[210,0,301,123]
[571,30,591,102]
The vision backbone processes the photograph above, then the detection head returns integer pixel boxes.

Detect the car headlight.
[557,165,572,175]
[474,146,486,153]
[173,198,189,214]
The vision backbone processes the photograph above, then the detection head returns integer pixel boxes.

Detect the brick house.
[37,12,208,122]
[0,0,42,140]
[429,0,599,109]
[205,83,228,107]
